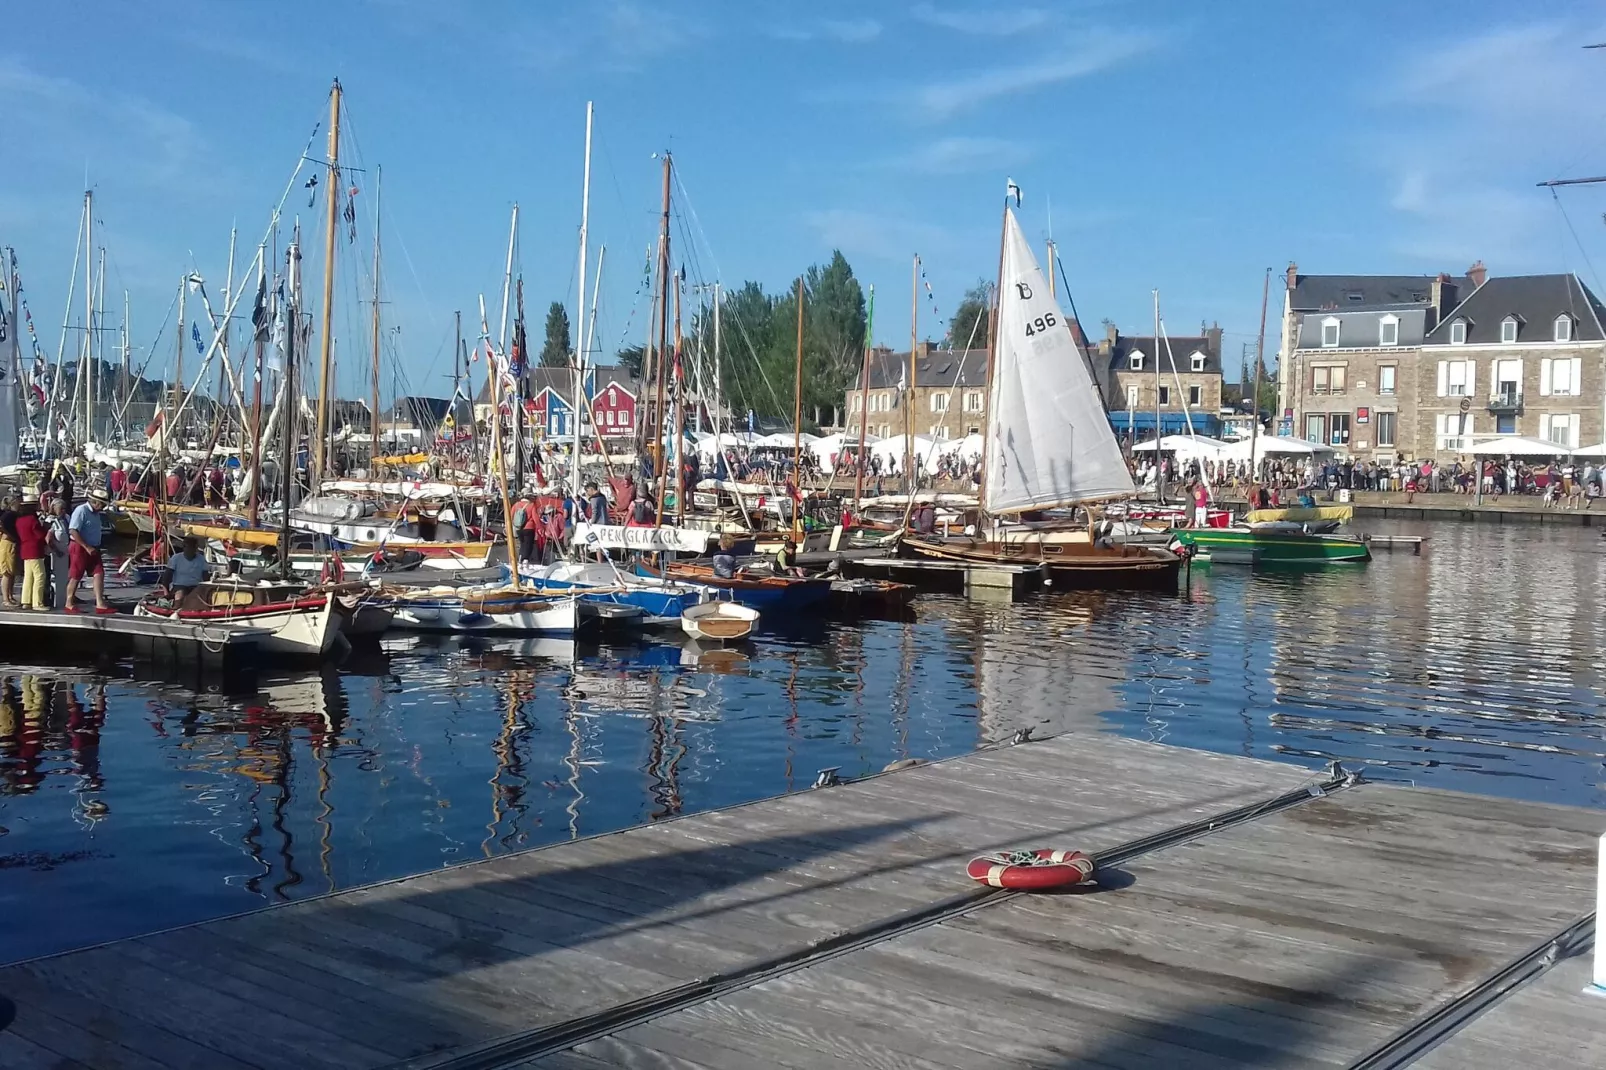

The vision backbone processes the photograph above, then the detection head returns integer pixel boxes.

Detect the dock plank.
[0,734,1349,1070]
[1413,953,1606,1069]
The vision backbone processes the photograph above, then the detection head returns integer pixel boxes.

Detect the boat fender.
[965,849,1094,891]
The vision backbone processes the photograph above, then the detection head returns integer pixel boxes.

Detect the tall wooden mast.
[313,78,342,488]
[369,164,383,471]
[791,275,806,539]
[905,254,917,495]
[648,154,672,490]
[852,286,875,508]
[1249,266,1271,480]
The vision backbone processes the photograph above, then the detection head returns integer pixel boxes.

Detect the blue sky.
[5,0,1606,402]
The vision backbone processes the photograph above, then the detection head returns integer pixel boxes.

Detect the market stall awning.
[1468,435,1577,457]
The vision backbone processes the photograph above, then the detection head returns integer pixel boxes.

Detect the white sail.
[982,208,1134,513]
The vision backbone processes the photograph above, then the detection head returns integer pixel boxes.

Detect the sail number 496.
[1023,312,1057,337]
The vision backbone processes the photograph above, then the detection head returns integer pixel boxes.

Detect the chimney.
[1430,273,1458,324]
[1467,260,1488,288]
[1098,321,1118,357]
[917,339,936,357]
[1286,262,1298,291]
[1205,322,1223,356]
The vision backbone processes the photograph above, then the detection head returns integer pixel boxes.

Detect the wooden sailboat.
[902,203,1181,591]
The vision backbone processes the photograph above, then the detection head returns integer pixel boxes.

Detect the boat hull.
[135,595,342,656]
[1171,528,1371,565]
[901,537,1182,591]
[382,587,580,634]
[641,563,833,612]
[680,602,759,643]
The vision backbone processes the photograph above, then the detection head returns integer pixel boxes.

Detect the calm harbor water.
[4,518,1606,963]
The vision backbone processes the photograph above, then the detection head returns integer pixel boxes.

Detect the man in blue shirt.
[65,488,114,615]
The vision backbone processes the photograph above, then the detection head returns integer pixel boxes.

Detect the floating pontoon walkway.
[0,733,1600,1069]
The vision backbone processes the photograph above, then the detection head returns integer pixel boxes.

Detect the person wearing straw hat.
[65,487,115,615]
[13,490,48,610]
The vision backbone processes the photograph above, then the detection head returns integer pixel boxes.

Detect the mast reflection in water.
[6,519,1606,962]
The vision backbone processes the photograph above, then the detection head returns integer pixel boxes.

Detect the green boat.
[1168,526,1371,565]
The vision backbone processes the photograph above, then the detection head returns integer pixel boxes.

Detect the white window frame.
[1312,366,1330,395]
[1190,351,1206,372]
[1554,315,1573,343]
[1439,359,1473,397]
[1449,319,1467,345]
[1379,315,1399,347]
[1378,365,1396,395]
[1544,357,1582,397]
[930,392,949,413]
[1125,384,1140,409]
[1500,317,1519,344]
[1542,413,1579,449]
[1436,413,1474,452]
[1376,411,1397,447]
[963,390,983,412]
[929,424,950,440]
[1158,384,1171,407]
[1129,350,1144,371]
[1187,384,1202,407]
[1320,317,1340,348]
[850,395,862,413]
[1493,358,1522,402]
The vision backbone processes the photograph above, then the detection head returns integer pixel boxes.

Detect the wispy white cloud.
[909,27,1155,119]
[1369,20,1606,271]
[889,136,1036,174]
[492,1,708,74]
[911,2,1056,36]
[803,209,955,261]
[768,17,882,44]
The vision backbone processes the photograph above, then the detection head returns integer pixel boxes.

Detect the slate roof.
[392,396,472,427]
[1294,307,1431,350]
[1424,275,1606,345]
[475,363,641,404]
[1106,336,1222,375]
[858,348,989,390]
[1290,274,1470,310]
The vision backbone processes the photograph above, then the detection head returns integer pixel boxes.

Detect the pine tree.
[539,302,572,367]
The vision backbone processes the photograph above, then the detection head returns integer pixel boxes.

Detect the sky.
[4,0,1606,405]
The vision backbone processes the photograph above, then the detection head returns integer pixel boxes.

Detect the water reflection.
[7,520,1606,962]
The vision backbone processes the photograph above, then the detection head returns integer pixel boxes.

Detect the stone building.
[1414,274,1606,459]
[846,344,989,442]
[1097,324,1224,438]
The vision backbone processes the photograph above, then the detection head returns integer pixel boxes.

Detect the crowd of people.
[0,485,115,614]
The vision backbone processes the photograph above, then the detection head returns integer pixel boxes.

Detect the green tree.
[539,301,572,367]
[616,344,645,379]
[948,279,991,350]
[802,251,867,426]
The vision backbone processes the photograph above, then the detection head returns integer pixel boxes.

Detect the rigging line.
[1549,189,1606,301]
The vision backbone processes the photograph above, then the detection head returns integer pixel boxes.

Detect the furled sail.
[982,209,1134,513]
[0,328,17,468]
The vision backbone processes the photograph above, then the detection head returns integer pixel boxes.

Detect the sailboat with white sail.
[903,202,1181,590]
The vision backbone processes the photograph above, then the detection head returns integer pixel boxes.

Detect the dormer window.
[1320,317,1340,347]
[1379,315,1399,347]
[1450,319,1467,345]
[1555,315,1573,343]
[1128,350,1144,371]
[1500,316,1519,344]
[1190,351,1206,372]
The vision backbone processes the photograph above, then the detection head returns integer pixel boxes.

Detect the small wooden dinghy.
[679,601,759,643]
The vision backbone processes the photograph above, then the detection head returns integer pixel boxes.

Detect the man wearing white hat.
[65,487,115,615]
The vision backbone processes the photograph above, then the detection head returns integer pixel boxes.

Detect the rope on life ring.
[965,849,1094,891]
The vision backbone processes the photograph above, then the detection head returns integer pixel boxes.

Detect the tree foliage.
[615,343,645,380]
[539,302,572,367]
[948,279,991,351]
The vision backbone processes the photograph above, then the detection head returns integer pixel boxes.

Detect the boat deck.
[0,734,1600,1070]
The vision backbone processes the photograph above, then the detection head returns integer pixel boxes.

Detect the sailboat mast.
[482,294,521,589]
[91,244,105,446]
[672,279,686,523]
[792,275,806,539]
[248,249,266,527]
[853,286,876,508]
[905,254,917,496]
[120,289,130,426]
[649,154,672,489]
[369,164,383,471]
[1046,239,1057,297]
[712,281,722,435]
[313,78,342,490]
[1249,266,1270,484]
[975,199,1010,518]
[279,230,301,580]
[572,101,593,497]
[81,191,93,446]
[496,205,518,490]
[1152,289,1164,504]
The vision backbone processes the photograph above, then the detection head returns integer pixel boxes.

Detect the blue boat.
[515,561,704,626]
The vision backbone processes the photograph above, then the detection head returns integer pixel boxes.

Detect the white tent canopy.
[1130,435,1228,460]
[694,431,761,456]
[1468,435,1577,457]
[805,431,881,473]
[868,434,947,475]
[1218,435,1334,466]
[1572,442,1606,458]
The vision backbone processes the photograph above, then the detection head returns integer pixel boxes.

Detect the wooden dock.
[0,733,1600,1070]
[845,556,1045,601]
[0,606,265,680]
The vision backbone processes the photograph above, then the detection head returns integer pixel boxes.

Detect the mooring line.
[393,764,1358,1070]
[1347,911,1594,1070]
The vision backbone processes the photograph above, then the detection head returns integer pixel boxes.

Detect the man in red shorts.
[65,487,115,615]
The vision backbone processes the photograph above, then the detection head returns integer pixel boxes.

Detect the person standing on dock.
[0,493,18,607]
[44,497,69,609]
[64,489,114,616]
[14,491,48,611]
[1190,479,1209,528]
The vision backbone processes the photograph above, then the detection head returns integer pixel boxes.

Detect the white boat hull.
[679,601,759,643]
[134,597,342,657]
[384,586,580,635]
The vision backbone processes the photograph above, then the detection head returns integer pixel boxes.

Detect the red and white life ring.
[965,849,1094,891]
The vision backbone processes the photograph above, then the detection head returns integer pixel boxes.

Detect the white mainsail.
[982,208,1134,514]
[0,331,18,468]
